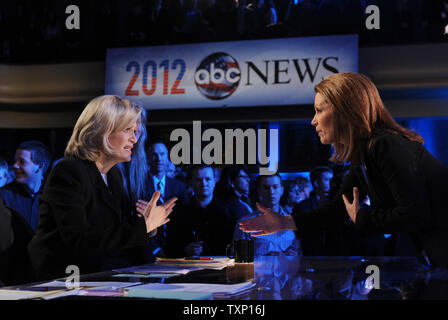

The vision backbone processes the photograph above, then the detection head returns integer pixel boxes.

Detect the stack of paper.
[156,257,235,270]
[28,281,142,300]
[113,264,202,275]
[126,281,255,300]
[0,289,64,300]
[32,281,140,289]
[126,287,213,300]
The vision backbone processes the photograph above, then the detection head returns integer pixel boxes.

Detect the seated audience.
[165,165,244,257]
[0,141,51,231]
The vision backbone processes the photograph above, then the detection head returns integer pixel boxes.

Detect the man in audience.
[296,166,332,209]
[165,165,243,257]
[296,175,312,201]
[148,142,189,204]
[0,141,51,231]
[294,166,333,255]
[147,142,190,256]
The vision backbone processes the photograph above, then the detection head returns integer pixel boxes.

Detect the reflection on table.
[251,255,448,300]
[4,255,448,300]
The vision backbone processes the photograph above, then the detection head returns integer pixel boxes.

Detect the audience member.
[215,165,253,219]
[280,179,303,214]
[294,165,333,255]
[295,175,312,200]
[0,157,8,188]
[165,165,243,257]
[148,142,190,204]
[146,141,190,256]
[0,141,51,231]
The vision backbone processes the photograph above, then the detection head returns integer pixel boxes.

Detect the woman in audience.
[28,95,177,281]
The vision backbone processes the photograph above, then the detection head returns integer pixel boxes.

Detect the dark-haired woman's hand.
[342,187,360,223]
[239,202,297,236]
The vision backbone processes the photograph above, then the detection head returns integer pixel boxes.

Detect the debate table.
[5,255,448,300]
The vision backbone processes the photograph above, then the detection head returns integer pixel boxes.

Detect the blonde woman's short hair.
[65,95,142,161]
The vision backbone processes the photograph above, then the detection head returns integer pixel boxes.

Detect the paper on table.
[0,289,63,300]
[125,289,212,300]
[128,281,255,299]
[113,264,202,275]
[156,257,235,270]
[32,280,141,289]
[78,288,126,297]
[112,273,180,278]
[42,289,84,300]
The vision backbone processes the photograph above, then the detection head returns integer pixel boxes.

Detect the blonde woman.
[29,95,177,281]
[241,73,448,268]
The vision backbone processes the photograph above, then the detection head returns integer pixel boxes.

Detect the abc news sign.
[105,35,358,109]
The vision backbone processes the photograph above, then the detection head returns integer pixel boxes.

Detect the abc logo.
[194,52,241,100]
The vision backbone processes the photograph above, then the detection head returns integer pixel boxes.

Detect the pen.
[156,258,182,262]
[184,257,213,260]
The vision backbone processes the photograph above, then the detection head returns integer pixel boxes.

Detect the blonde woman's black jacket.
[292,132,448,268]
[28,158,149,281]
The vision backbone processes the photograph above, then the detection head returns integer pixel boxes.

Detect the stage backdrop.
[105,35,358,110]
